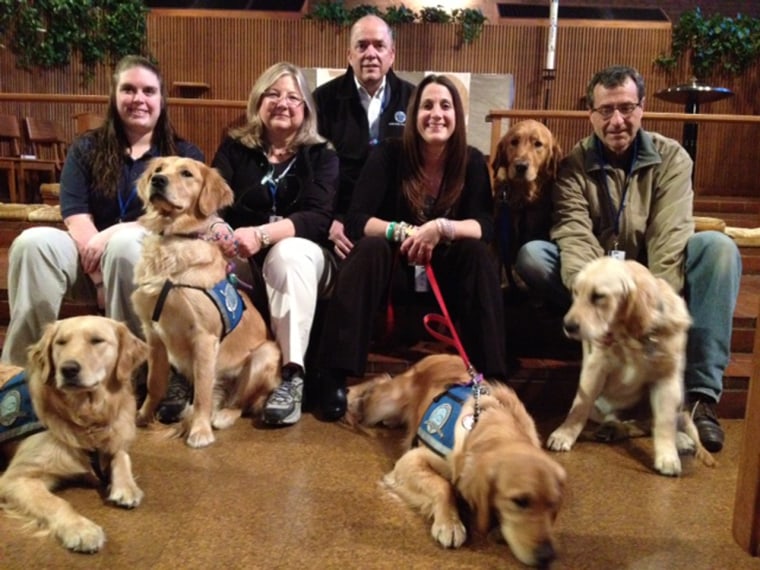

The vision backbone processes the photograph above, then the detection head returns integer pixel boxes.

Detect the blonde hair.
[229,61,325,150]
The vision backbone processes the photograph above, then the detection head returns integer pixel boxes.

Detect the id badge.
[269,215,283,223]
[609,249,626,260]
[414,265,429,292]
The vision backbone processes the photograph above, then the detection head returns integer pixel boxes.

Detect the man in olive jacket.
[515,65,741,453]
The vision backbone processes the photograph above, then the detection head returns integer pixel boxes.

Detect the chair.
[73,111,104,135]
[0,114,23,202]
[18,117,68,203]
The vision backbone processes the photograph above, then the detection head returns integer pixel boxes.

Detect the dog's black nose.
[59,360,81,383]
[534,540,556,569]
[563,320,579,337]
[514,163,528,176]
[149,174,168,198]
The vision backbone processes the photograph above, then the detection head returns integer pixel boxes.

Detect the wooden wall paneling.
[1,15,759,198]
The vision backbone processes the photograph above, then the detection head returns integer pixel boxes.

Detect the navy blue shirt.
[60,135,204,231]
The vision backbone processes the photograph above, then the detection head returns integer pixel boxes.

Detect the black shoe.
[319,370,347,422]
[688,396,724,453]
[156,368,193,424]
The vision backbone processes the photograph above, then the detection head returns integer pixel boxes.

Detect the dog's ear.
[198,165,235,216]
[546,137,563,180]
[27,321,59,386]
[455,450,498,534]
[491,137,509,183]
[114,321,149,386]
[621,261,662,337]
[137,157,163,205]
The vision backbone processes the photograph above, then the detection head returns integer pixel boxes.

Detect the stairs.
[0,196,757,419]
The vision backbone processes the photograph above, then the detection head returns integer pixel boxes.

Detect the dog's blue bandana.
[0,371,44,444]
[151,277,245,339]
[415,384,474,458]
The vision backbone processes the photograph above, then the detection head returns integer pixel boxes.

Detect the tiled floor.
[1,412,758,569]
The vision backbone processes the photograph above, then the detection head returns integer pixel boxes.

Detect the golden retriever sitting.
[547,257,716,476]
[491,119,562,274]
[0,316,147,553]
[345,354,566,567]
[132,157,280,448]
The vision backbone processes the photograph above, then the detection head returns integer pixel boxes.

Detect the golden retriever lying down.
[133,157,280,448]
[491,119,562,272]
[0,316,147,553]
[345,354,566,568]
[547,257,716,476]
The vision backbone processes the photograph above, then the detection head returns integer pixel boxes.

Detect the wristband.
[386,221,396,241]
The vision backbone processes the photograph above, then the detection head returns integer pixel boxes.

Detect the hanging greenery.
[0,0,148,76]
[655,8,760,80]
[306,2,488,46]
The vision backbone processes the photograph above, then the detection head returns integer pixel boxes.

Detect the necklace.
[268,146,293,162]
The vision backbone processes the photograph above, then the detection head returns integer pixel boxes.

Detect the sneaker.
[689,397,724,453]
[263,375,304,426]
[156,368,193,424]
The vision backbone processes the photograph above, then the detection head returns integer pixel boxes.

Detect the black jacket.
[313,67,415,218]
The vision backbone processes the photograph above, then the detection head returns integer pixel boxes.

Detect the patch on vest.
[416,384,473,457]
[208,279,245,336]
[0,371,44,444]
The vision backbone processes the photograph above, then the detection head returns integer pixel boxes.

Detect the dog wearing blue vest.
[0,315,147,553]
[344,354,566,568]
[133,157,281,448]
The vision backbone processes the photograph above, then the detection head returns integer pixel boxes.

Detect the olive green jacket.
[550,129,694,293]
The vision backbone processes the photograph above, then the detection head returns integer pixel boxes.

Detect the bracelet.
[392,221,416,242]
[436,218,455,243]
[256,227,271,248]
[386,221,396,241]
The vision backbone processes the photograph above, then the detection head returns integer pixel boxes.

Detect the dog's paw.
[108,483,144,508]
[676,431,697,455]
[56,516,106,553]
[187,424,215,448]
[135,408,152,428]
[212,408,241,430]
[431,518,467,548]
[654,452,682,477]
[546,428,577,451]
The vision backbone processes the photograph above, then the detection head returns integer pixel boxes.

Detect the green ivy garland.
[0,0,148,76]
[655,7,760,80]
[306,1,488,45]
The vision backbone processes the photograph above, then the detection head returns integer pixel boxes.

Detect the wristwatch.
[256,227,271,248]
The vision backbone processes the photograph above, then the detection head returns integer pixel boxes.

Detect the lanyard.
[595,135,638,240]
[118,184,138,222]
[368,84,391,146]
[261,156,297,216]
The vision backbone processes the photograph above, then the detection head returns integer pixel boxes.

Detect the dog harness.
[415,384,478,458]
[0,371,44,444]
[151,277,246,339]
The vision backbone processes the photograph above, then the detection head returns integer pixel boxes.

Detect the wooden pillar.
[733,298,760,555]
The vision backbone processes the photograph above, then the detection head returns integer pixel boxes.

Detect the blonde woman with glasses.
[211,61,338,426]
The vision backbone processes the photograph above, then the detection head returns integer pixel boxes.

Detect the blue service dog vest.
[152,277,245,339]
[0,371,44,444]
[416,384,474,457]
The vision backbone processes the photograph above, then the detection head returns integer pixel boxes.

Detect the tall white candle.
[546,0,559,70]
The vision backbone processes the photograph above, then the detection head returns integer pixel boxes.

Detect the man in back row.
[314,14,415,261]
[515,65,742,452]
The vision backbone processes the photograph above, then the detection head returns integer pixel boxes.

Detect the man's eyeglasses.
[262,90,304,108]
[591,101,641,120]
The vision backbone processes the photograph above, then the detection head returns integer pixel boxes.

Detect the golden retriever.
[491,119,562,274]
[0,316,147,552]
[547,257,716,476]
[345,354,566,567]
[133,157,280,448]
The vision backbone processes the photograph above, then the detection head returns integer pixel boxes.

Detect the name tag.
[609,249,626,260]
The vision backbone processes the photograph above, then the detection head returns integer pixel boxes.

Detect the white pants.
[261,237,331,372]
[1,225,146,365]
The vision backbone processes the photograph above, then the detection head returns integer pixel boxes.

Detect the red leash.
[423,264,482,384]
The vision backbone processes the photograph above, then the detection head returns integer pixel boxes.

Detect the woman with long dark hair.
[316,74,508,420]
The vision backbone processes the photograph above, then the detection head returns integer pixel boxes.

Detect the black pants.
[318,236,508,380]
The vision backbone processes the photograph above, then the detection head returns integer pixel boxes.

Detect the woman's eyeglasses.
[591,101,641,120]
[262,90,304,108]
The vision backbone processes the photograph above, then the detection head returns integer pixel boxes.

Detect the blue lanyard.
[261,156,297,216]
[595,135,639,240]
[118,184,138,222]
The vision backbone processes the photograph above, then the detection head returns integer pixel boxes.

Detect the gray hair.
[586,65,645,108]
